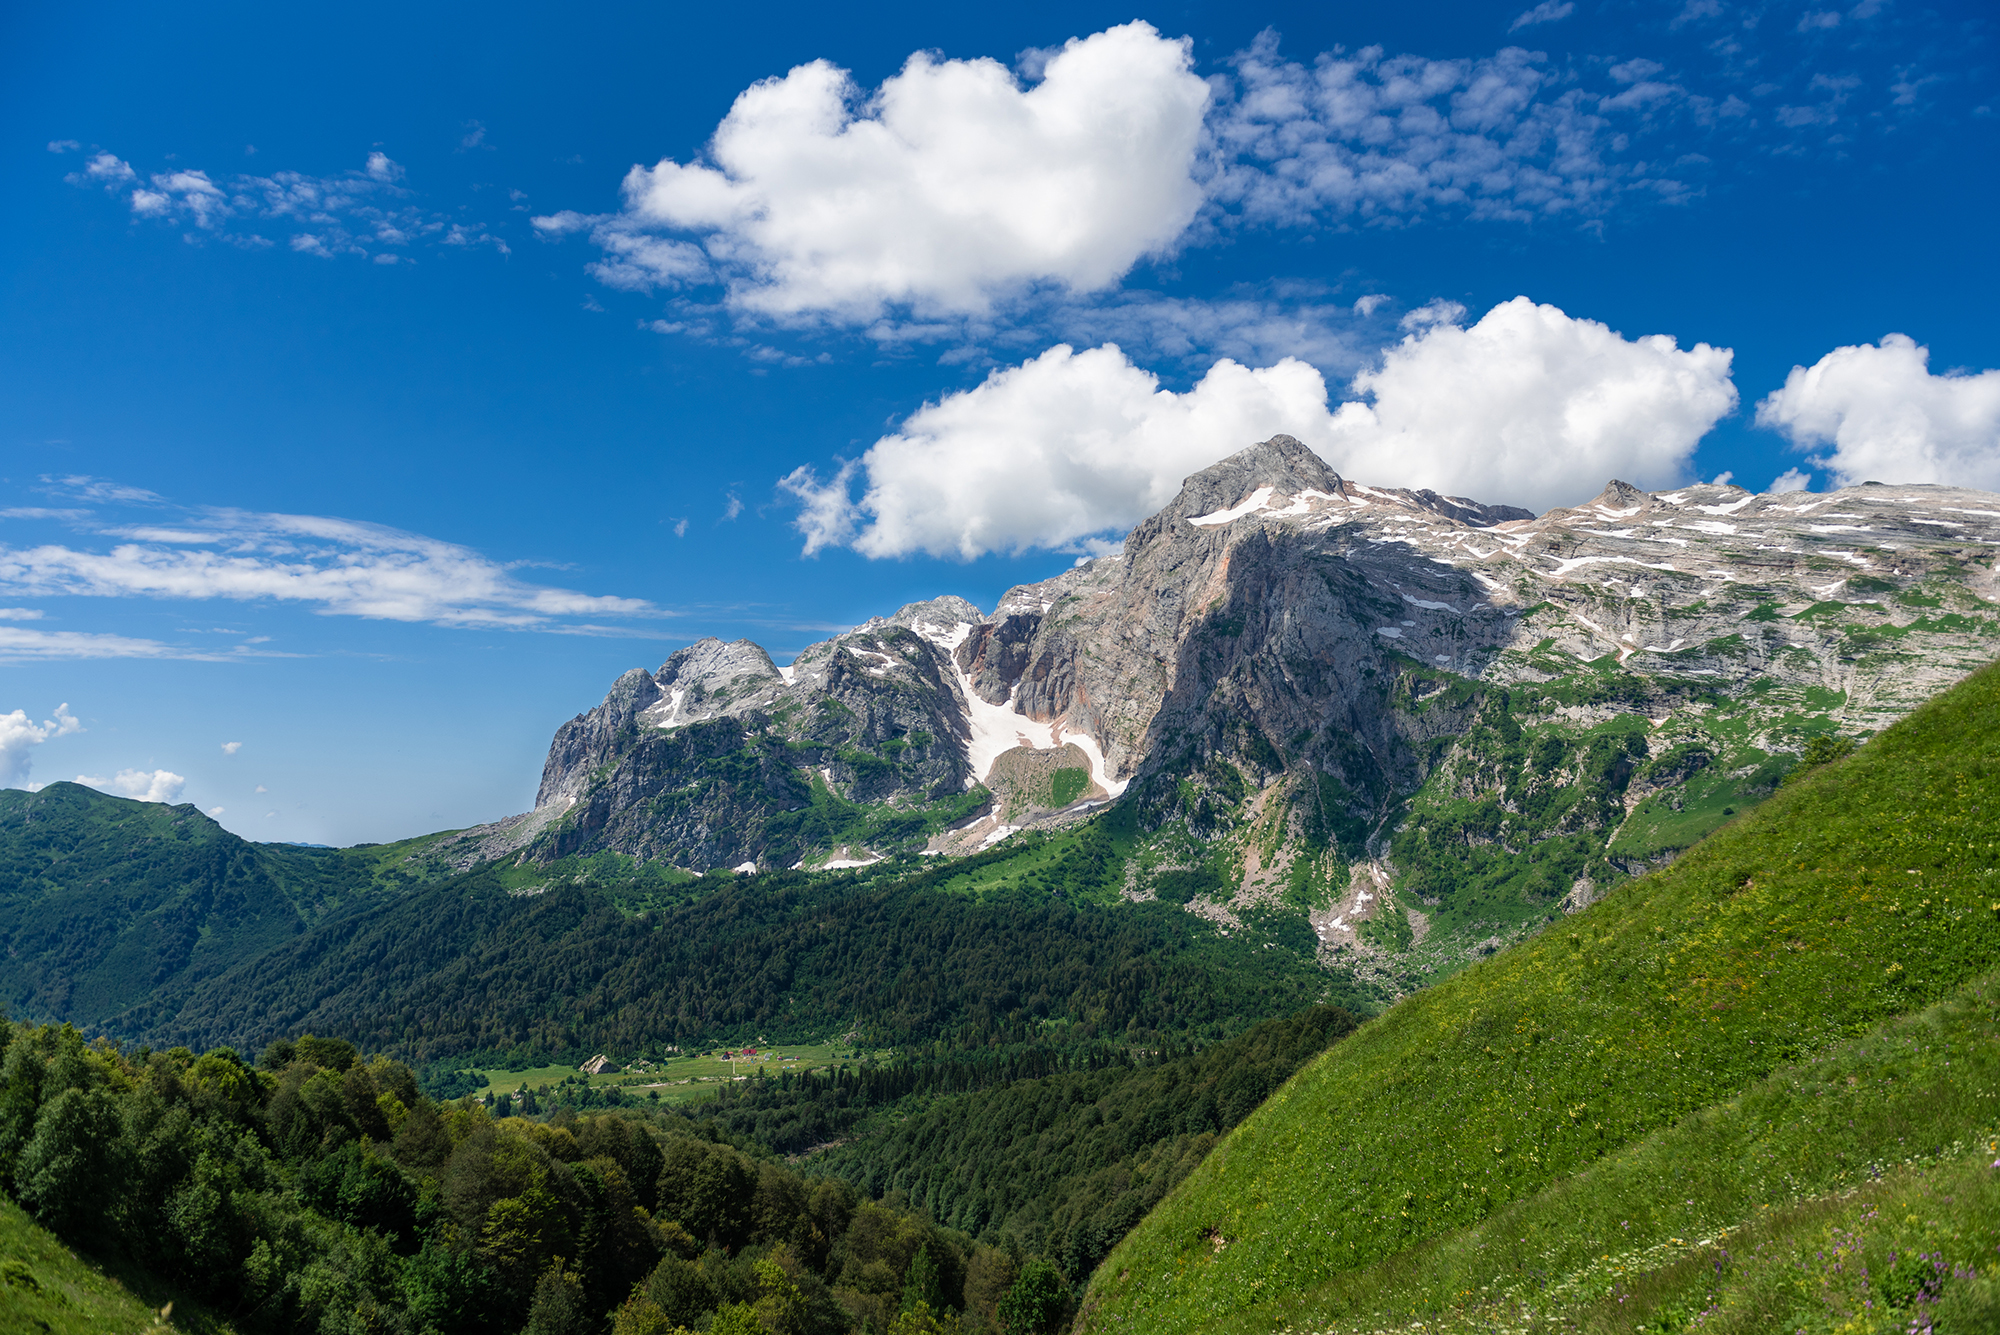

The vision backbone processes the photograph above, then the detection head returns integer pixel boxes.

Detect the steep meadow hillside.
[1082,660,2000,1334]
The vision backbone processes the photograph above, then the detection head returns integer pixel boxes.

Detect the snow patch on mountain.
[1188,486,1276,527]
[915,618,1129,799]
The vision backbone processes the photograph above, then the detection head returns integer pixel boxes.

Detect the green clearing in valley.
[476,1038,890,1101]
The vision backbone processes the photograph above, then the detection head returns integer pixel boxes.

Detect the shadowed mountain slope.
[442,436,2000,991]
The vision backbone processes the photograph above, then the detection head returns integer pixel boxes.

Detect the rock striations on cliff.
[444,435,2000,960]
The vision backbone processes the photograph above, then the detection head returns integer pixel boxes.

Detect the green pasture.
[478,1039,888,1099]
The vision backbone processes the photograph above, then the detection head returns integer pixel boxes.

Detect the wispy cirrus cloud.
[1510,2,1575,32]
[0,627,229,663]
[0,484,661,632]
[60,148,509,261]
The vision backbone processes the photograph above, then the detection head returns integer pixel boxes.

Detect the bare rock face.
[526,612,981,869]
[516,435,2000,898]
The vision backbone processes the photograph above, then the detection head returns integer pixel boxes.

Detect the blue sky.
[3,0,1996,842]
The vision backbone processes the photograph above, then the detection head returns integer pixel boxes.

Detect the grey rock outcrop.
[506,434,2000,881]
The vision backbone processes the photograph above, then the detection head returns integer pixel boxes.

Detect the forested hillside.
[116,860,1356,1065]
[0,783,446,1030]
[1083,660,2000,1334]
[801,1006,1357,1284]
[0,1005,1363,1335]
[0,1021,1087,1334]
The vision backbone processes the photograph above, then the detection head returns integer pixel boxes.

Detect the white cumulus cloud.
[538,21,1211,320]
[1321,297,1738,510]
[78,769,186,803]
[222,741,243,755]
[782,298,1738,557]
[1754,334,2000,489]
[0,704,81,788]
[782,345,1334,558]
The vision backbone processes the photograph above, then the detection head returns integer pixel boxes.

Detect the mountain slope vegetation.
[801,1005,1359,1284]
[116,854,1357,1065]
[1082,659,2000,1334]
[0,1019,1048,1335]
[0,783,448,1031]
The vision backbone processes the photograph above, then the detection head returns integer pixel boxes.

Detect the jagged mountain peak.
[499,448,2000,879]
[1163,433,1345,521]
[657,637,781,688]
[1597,478,1648,508]
[853,594,988,637]
[1133,436,1534,550]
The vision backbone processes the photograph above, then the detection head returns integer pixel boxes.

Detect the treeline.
[638,1039,1189,1163]
[118,867,1356,1066]
[0,1021,1080,1334]
[801,1006,1358,1282]
[475,1006,1359,1317]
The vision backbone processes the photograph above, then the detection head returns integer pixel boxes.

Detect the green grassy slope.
[0,1193,221,1334]
[1081,660,2000,1334]
[0,784,447,1030]
[1228,973,2000,1331]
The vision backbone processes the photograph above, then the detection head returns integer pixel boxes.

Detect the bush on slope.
[1080,660,2000,1333]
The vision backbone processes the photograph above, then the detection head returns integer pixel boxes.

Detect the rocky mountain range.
[442,435,2000,987]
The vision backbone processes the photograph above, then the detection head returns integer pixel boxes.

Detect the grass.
[912,803,1140,905]
[1079,659,2000,1334]
[478,1040,889,1098]
[1607,760,1777,863]
[0,1195,224,1334]
[1214,969,2000,1332]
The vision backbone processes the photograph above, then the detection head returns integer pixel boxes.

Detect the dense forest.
[796,1006,1357,1282]
[482,1007,1360,1292]
[116,864,1360,1065]
[0,1019,1102,1334]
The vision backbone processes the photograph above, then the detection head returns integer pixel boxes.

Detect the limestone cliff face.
[501,435,2000,878]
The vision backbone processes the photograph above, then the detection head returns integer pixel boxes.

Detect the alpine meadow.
[4,2,1998,1334]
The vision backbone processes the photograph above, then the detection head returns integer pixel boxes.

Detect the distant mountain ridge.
[445,434,2000,982]
[0,782,444,1031]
